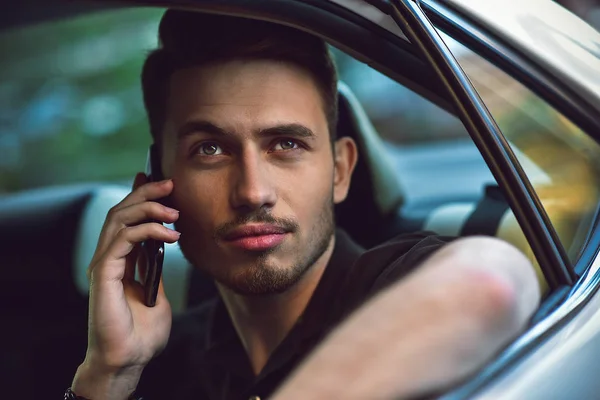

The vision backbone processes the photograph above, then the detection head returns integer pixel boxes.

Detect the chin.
[178,204,336,295]
[219,259,310,296]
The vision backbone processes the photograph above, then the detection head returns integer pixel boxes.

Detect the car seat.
[0,186,95,397]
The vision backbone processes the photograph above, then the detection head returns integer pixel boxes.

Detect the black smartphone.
[141,144,165,307]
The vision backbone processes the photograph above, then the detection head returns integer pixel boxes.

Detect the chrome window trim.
[387,0,575,289]
[438,0,600,115]
[10,0,600,396]
[419,0,600,151]
[444,248,600,399]
[383,0,600,397]
[420,0,600,283]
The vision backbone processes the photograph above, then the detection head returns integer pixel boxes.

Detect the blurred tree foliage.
[0,8,163,192]
[0,7,467,194]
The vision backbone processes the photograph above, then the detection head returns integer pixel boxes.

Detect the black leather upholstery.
[0,185,93,398]
[335,82,405,248]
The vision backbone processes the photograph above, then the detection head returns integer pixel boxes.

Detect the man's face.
[160,59,354,295]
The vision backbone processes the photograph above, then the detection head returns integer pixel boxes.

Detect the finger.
[124,243,140,282]
[89,175,174,273]
[94,201,179,270]
[138,248,148,284]
[91,223,179,283]
[94,186,177,262]
[115,179,174,212]
[115,201,179,226]
[109,223,179,262]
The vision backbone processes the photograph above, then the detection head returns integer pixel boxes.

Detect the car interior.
[0,79,551,398]
[2,1,583,398]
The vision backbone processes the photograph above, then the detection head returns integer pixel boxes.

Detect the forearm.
[273,237,540,400]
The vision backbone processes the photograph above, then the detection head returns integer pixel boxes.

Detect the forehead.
[163,59,328,138]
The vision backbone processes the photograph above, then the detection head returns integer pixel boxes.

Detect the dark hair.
[141,10,338,145]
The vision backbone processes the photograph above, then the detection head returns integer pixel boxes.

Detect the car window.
[332,49,492,207]
[439,32,600,264]
[1,8,491,210]
[0,8,163,193]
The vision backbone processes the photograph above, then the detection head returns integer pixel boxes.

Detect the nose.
[229,149,277,212]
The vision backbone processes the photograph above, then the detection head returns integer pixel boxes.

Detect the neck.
[217,235,335,375]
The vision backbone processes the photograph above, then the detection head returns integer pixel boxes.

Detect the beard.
[177,194,336,296]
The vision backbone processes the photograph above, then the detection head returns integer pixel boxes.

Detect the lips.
[222,224,289,251]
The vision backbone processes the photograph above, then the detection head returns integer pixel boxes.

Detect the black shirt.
[137,230,449,400]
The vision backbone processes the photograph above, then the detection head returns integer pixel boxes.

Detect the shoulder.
[355,231,453,281]
[169,298,216,346]
[336,232,454,313]
[367,232,454,288]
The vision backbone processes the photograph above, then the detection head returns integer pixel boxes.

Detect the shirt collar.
[204,229,365,378]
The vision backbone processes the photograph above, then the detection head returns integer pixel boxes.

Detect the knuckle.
[106,205,121,221]
[116,225,131,240]
[138,182,153,197]
[146,201,161,214]
[153,222,167,235]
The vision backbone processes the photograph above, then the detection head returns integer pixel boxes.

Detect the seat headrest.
[0,185,93,312]
[335,82,405,247]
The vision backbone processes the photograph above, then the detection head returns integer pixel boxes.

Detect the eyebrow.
[258,124,317,139]
[176,120,317,141]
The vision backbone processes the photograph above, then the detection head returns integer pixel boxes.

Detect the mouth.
[222,224,290,251]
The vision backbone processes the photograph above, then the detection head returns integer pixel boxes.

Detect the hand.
[72,174,180,398]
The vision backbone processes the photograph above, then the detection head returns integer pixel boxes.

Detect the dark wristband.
[64,387,143,400]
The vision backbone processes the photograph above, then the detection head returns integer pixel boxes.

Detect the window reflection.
[440,32,600,263]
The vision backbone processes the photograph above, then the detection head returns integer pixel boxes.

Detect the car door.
[388,0,600,397]
[3,0,600,398]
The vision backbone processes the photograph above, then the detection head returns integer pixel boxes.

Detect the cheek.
[171,170,228,233]
[279,157,334,222]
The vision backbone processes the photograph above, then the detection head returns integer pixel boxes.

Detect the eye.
[197,142,223,156]
[273,139,299,151]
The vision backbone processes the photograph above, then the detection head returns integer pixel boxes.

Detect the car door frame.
[98,0,600,396]
[383,0,600,398]
[13,0,600,397]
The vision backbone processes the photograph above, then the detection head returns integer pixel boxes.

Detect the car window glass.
[0,8,163,193]
[0,8,488,209]
[332,49,492,208]
[439,32,600,264]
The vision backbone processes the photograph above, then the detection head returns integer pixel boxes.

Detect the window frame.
[421,0,600,276]
[389,0,576,289]
[384,0,600,397]
[7,0,600,396]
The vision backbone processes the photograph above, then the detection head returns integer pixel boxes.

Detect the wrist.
[71,360,144,400]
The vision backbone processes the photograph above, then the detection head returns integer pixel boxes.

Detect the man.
[69,10,540,400]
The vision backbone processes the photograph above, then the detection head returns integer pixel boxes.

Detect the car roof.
[3,0,598,119]
[441,0,600,117]
[328,0,600,118]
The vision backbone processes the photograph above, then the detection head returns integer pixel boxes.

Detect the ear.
[333,137,358,204]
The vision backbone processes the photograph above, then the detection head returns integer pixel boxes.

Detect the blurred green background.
[0,7,468,193]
